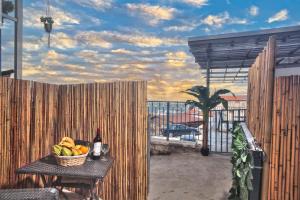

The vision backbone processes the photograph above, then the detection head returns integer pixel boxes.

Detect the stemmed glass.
[101,144,109,161]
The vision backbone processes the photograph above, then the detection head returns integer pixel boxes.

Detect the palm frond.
[209,89,234,109]
[185,100,205,111]
[220,98,229,110]
[182,90,200,100]
[189,86,208,97]
[208,99,222,110]
[183,86,208,103]
[210,89,234,101]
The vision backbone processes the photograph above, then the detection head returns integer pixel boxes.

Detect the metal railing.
[148,101,246,153]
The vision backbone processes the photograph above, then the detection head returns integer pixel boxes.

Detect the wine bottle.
[92,128,102,160]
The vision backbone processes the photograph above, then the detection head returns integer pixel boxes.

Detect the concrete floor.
[148,152,232,200]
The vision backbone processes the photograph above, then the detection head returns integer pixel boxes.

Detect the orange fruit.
[79,146,89,154]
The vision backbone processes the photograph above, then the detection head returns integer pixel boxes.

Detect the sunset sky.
[3,0,300,100]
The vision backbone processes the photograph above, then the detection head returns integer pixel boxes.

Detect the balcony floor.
[148,152,232,200]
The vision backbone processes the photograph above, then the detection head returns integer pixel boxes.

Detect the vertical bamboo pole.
[261,36,276,200]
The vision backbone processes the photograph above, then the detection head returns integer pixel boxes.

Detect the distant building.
[220,95,247,109]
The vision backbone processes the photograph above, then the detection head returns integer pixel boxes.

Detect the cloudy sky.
[3,0,300,100]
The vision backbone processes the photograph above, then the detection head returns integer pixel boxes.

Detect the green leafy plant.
[228,124,253,200]
[183,85,234,156]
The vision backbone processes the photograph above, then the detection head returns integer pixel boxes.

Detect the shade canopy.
[188,25,300,83]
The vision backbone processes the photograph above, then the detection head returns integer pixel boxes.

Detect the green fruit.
[61,147,72,156]
[52,145,62,156]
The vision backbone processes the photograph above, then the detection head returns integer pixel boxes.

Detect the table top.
[16,155,113,180]
[0,188,59,200]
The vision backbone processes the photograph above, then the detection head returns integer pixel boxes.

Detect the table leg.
[40,175,47,187]
[40,175,54,188]
[90,179,101,200]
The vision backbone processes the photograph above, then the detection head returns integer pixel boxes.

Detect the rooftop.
[221,95,247,101]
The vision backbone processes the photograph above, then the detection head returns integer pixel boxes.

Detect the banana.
[77,149,83,155]
[71,148,80,156]
[52,145,62,156]
[60,137,75,147]
[61,147,72,156]
[59,141,74,148]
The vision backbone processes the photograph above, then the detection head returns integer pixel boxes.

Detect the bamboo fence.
[268,76,300,200]
[247,36,276,200]
[0,77,148,200]
[247,36,300,200]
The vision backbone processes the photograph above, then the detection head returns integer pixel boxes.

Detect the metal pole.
[206,63,210,91]
[166,102,170,141]
[0,1,2,74]
[0,30,2,74]
[206,44,211,95]
[205,44,211,151]
[14,0,23,79]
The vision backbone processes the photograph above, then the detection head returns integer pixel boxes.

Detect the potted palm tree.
[183,85,234,156]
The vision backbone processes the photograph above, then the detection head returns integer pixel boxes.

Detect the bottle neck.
[97,128,101,136]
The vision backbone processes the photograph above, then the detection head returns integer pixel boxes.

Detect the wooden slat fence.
[247,36,300,200]
[0,77,148,200]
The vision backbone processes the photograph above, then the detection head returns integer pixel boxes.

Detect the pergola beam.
[190,41,300,54]
[211,80,248,83]
[209,75,248,79]
[194,49,300,63]
[197,58,296,69]
[189,25,300,44]
[276,63,300,68]
[202,71,249,75]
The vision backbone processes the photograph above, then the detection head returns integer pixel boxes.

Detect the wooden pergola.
[188,25,300,88]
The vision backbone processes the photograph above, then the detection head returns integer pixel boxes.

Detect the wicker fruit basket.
[54,152,89,167]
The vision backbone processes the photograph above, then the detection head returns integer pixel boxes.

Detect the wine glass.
[101,144,109,161]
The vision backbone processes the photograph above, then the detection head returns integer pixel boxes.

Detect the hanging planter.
[40,16,54,47]
[2,0,14,14]
[40,16,54,33]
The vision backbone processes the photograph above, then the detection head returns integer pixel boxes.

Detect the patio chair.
[52,140,94,198]
[0,188,59,200]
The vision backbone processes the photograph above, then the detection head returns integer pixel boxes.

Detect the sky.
[3,0,300,100]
